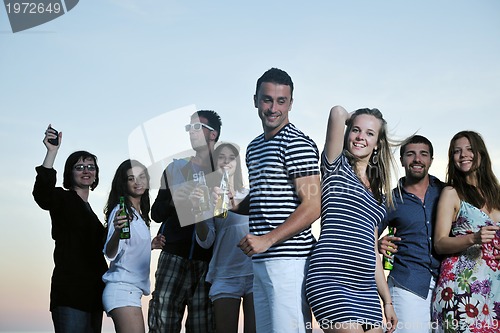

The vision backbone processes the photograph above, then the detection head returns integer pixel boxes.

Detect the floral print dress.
[432,201,500,333]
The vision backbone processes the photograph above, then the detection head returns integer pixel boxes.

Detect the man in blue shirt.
[378,135,443,333]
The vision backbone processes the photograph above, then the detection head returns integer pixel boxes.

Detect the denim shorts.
[209,275,253,302]
[51,306,103,333]
[102,282,142,315]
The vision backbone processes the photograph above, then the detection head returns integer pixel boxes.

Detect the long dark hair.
[214,142,244,193]
[343,108,397,208]
[446,131,500,211]
[63,151,99,190]
[104,159,151,227]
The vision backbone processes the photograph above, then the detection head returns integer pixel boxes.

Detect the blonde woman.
[306,106,398,333]
[195,143,255,333]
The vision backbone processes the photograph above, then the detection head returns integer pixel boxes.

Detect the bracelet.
[383,302,393,306]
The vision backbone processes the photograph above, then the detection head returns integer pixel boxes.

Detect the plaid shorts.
[148,252,214,333]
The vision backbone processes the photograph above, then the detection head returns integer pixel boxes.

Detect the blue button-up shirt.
[378,175,443,299]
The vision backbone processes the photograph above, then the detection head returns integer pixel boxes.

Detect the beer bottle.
[119,196,130,239]
[197,171,211,212]
[383,226,394,270]
[214,169,230,218]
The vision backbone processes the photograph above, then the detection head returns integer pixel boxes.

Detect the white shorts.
[388,277,435,333]
[209,275,253,302]
[253,259,311,333]
[102,282,143,315]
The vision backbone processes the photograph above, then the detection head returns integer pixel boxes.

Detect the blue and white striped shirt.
[246,123,319,261]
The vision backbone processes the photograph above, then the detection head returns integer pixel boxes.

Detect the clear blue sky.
[1,1,499,331]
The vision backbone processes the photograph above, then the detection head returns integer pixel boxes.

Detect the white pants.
[388,277,435,333]
[253,259,312,333]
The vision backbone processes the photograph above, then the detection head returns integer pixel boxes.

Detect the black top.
[33,166,108,312]
[151,158,212,262]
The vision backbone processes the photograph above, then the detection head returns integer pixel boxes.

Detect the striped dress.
[246,123,319,261]
[306,152,386,326]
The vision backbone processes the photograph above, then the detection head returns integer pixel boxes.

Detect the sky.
[1,0,500,332]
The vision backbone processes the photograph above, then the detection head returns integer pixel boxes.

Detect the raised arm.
[42,124,62,168]
[33,125,63,210]
[324,106,350,163]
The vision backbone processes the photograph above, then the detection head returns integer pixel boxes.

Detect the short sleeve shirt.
[246,123,320,261]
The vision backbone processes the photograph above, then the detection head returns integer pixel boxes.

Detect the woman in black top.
[33,125,108,333]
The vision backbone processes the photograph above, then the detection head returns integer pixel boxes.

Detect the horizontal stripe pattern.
[246,123,319,261]
[306,152,386,325]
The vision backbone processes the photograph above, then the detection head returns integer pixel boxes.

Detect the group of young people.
[34,67,500,333]
[34,127,166,333]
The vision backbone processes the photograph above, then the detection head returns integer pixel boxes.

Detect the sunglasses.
[74,164,97,172]
[185,122,214,132]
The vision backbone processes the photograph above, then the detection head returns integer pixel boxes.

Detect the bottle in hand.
[119,196,130,239]
[383,226,395,270]
[214,169,230,218]
[197,171,211,212]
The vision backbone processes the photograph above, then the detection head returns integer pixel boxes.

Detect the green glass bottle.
[119,196,130,239]
[383,226,394,270]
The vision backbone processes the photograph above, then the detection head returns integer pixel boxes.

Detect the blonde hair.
[344,108,398,208]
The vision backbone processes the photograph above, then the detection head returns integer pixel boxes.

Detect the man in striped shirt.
[238,68,321,333]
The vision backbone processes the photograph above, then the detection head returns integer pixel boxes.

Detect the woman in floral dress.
[432,131,500,333]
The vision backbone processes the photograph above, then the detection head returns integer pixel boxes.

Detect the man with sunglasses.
[148,110,222,333]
